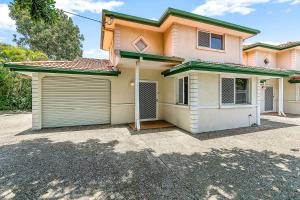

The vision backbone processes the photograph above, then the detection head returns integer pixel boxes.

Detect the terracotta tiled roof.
[277,41,300,49]
[289,76,300,81]
[8,58,118,72]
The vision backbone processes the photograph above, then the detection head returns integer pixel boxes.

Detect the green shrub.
[0,43,47,111]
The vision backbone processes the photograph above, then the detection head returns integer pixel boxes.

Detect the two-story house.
[4,8,295,133]
[243,42,300,115]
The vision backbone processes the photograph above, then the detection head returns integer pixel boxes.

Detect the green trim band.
[3,64,121,76]
[288,79,300,83]
[119,50,184,63]
[161,61,295,77]
[102,8,260,35]
[243,42,300,51]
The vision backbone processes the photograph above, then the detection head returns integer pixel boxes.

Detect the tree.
[10,0,58,23]
[9,5,84,60]
[0,43,47,110]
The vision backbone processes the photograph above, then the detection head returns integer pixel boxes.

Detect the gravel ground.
[0,112,299,199]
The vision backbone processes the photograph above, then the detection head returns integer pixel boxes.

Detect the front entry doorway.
[264,86,274,112]
[139,81,157,121]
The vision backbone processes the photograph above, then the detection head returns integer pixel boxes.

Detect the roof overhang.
[119,50,183,63]
[243,42,300,52]
[161,61,295,77]
[116,51,183,70]
[101,8,260,50]
[4,63,121,76]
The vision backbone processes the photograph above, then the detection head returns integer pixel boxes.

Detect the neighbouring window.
[178,76,189,105]
[197,30,224,50]
[133,36,149,53]
[296,84,300,101]
[222,78,250,105]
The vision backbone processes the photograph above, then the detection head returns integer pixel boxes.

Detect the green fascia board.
[243,43,280,51]
[161,61,295,77]
[4,64,121,76]
[119,50,184,63]
[102,8,260,35]
[288,79,300,83]
[243,42,300,51]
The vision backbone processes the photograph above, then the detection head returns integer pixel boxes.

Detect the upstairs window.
[222,78,250,105]
[178,76,189,105]
[197,30,224,50]
[133,36,149,53]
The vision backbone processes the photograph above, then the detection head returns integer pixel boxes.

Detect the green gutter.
[288,79,300,83]
[103,8,260,35]
[161,61,295,77]
[3,64,121,76]
[243,43,280,51]
[119,51,184,63]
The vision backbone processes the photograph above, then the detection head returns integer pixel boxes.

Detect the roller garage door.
[42,76,110,128]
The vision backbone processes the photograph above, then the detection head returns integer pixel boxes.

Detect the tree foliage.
[10,0,58,23]
[9,4,84,60]
[0,44,47,111]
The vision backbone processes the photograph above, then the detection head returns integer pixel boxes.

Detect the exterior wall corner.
[189,73,199,133]
[32,73,42,130]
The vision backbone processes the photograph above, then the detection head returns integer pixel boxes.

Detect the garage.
[42,76,111,128]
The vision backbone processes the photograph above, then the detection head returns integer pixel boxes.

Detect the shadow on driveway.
[0,137,299,199]
[188,118,298,141]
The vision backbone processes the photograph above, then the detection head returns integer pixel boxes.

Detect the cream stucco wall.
[174,24,242,63]
[255,50,277,68]
[283,78,300,114]
[243,51,256,66]
[195,73,257,132]
[116,25,164,55]
[163,26,173,56]
[277,50,292,69]
[110,68,191,132]
[295,50,300,70]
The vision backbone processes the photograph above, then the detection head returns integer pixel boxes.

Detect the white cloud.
[55,0,124,14]
[0,4,16,31]
[192,0,300,16]
[83,49,109,59]
[278,0,300,5]
[193,0,270,16]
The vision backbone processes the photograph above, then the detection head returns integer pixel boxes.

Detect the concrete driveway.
[0,113,299,199]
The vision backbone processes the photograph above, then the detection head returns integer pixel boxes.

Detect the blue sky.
[0,0,300,59]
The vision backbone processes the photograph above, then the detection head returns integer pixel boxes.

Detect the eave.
[4,64,121,76]
[161,61,295,77]
[119,51,184,63]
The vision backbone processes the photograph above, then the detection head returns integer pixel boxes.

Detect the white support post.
[278,77,285,116]
[256,77,261,126]
[135,59,141,130]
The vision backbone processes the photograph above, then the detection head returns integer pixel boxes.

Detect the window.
[178,76,189,105]
[222,78,250,105]
[133,36,149,53]
[296,84,300,101]
[197,30,224,50]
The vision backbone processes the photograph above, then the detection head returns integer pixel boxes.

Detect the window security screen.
[198,31,210,48]
[222,78,235,104]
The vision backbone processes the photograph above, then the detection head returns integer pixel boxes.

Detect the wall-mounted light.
[106,16,114,25]
[130,81,135,87]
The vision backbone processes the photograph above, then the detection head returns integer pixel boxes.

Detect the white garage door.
[42,76,110,128]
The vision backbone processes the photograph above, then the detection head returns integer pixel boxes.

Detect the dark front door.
[139,81,157,120]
